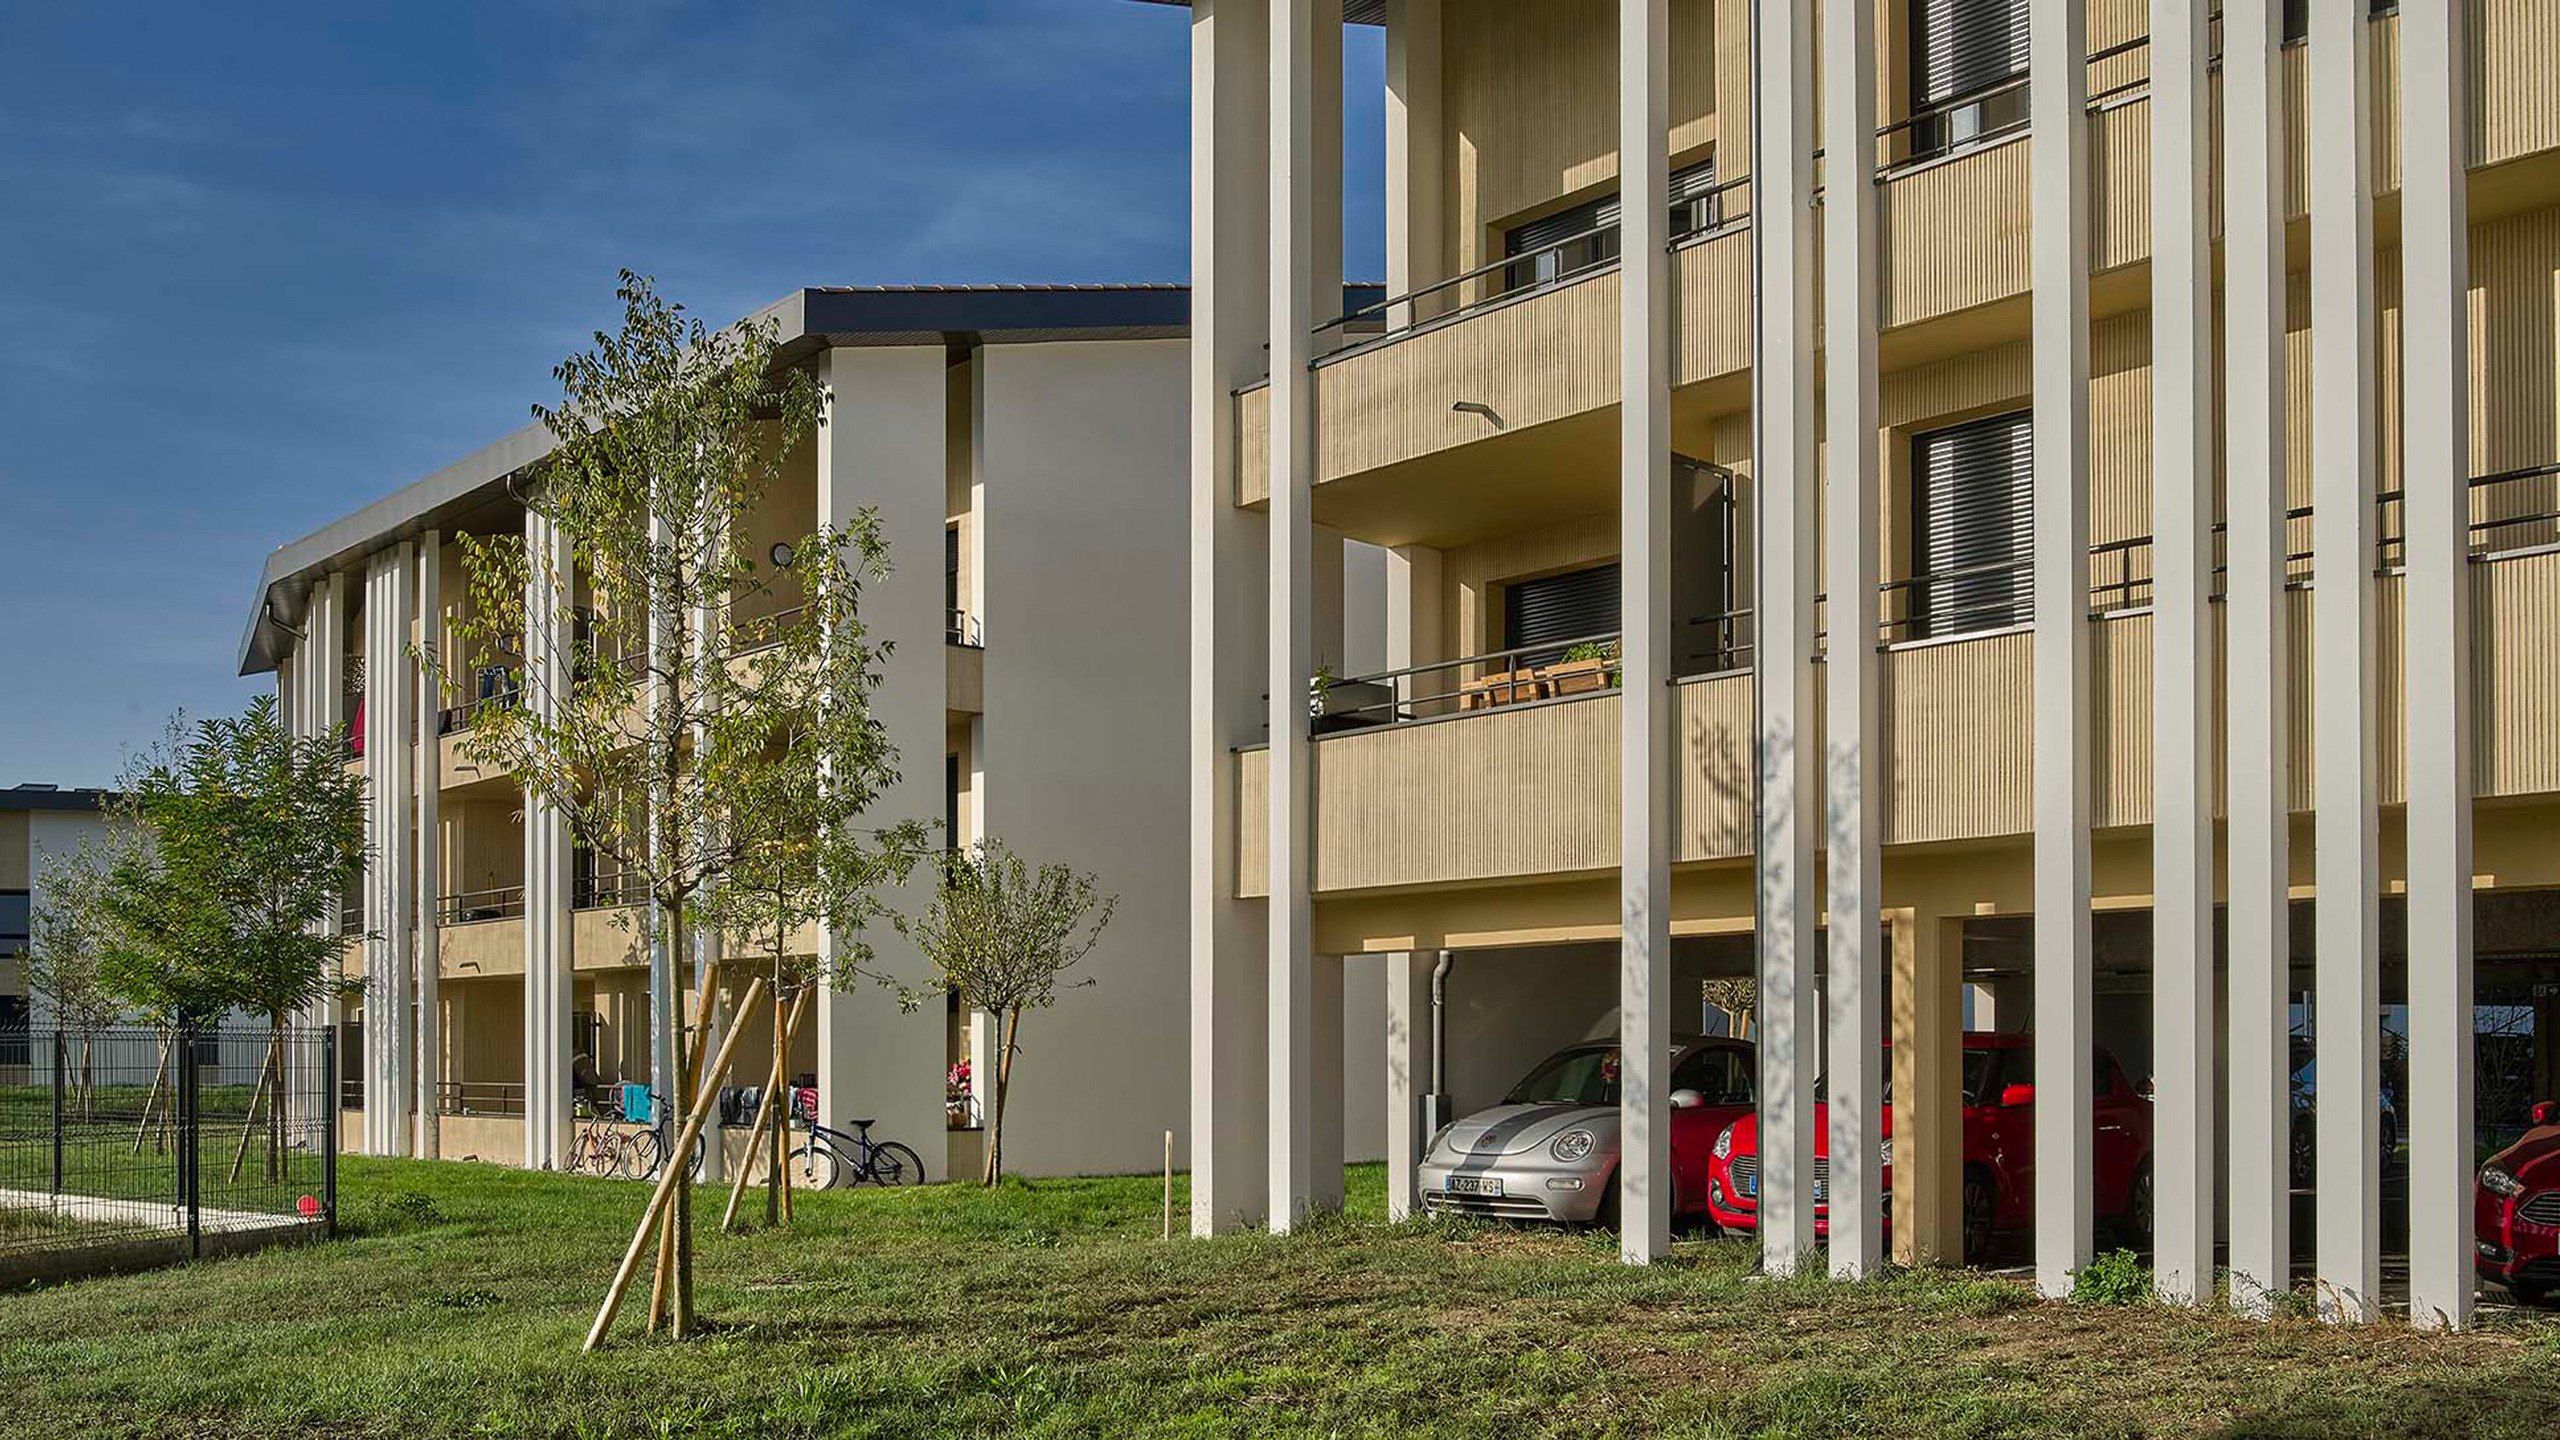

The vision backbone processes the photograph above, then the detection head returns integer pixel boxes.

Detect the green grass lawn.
[2,1156,2555,1439]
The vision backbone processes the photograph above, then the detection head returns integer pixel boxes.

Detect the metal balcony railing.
[435,1080,527,1118]
[947,608,983,647]
[573,871,647,912]
[438,886,526,926]
[1306,464,2560,732]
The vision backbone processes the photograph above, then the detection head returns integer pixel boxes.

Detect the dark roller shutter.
[1504,562,1622,664]
[1911,0,2029,109]
[1910,411,2032,639]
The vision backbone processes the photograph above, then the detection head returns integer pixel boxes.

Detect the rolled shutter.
[1911,0,2029,108]
[1910,411,2032,638]
[1504,562,1622,662]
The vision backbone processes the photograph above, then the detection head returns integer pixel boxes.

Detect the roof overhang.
[237,285,1188,678]
[1129,0,1385,24]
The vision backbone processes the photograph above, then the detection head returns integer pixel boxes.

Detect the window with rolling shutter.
[1502,161,1718,296]
[1909,411,2032,639]
[1907,0,2029,160]
[1504,562,1621,665]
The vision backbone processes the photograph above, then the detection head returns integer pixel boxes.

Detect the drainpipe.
[1425,951,1455,1131]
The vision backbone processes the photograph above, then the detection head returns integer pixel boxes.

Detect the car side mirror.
[2533,1100,2558,1127]
[1669,1088,1704,1111]
[1999,1083,2037,1109]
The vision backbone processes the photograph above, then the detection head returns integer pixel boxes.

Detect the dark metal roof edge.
[0,785,122,813]
[1129,0,1385,26]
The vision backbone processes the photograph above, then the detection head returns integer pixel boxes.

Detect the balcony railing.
[438,682,518,736]
[439,886,526,926]
[947,608,983,647]
[1296,9,2406,373]
[573,871,646,912]
[1308,464,2560,731]
[435,1080,526,1118]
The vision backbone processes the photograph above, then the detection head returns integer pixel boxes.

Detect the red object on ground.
[1702,1032,2154,1263]
[2476,1101,2560,1305]
[297,1194,320,1218]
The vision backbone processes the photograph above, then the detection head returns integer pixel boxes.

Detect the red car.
[1703,1033,2154,1263]
[2476,1100,2560,1306]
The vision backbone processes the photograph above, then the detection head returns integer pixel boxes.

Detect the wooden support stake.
[584,974,767,1352]
[132,1032,172,1155]
[226,1035,280,1183]
[722,986,809,1231]
[1162,1129,1174,1240]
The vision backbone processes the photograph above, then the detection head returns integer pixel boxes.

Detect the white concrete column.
[363,542,416,1160]
[1750,0,1820,1277]
[2401,0,2474,1332]
[1819,0,1881,1283]
[2221,0,2292,1319]
[816,344,952,1182]
[1266,0,1341,1234]
[1618,0,1675,1267]
[2148,0,2214,1308]
[2030,0,2094,1300]
[1189,0,1274,1237]
[414,531,443,1160]
[1384,0,1444,330]
[523,505,573,1169]
[1385,950,1435,1220]
[2309,0,2382,1325]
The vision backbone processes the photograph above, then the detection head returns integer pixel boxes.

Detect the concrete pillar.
[1819,0,1882,1283]
[2400,0,2475,1332]
[1385,544,1445,713]
[1189,0,1274,1237]
[415,531,443,1160]
[1615,0,1675,1267]
[2221,0,2293,1319]
[1385,0,1444,330]
[523,505,573,1170]
[1750,0,1820,1277]
[2148,0,2215,1307]
[1264,0,1340,1234]
[1312,523,1348,675]
[816,344,951,1182]
[2309,0,2382,1325]
[2029,0,2094,1300]
[363,541,416,1160]
[1385,950,1435,1220]
[1890,909,1964,1265]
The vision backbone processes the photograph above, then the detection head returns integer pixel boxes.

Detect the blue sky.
[0,1,1385,786]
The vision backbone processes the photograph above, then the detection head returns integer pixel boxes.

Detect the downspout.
[1425,951,1455,1130]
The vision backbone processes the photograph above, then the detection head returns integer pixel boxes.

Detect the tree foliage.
[894,839,1116,1184]
[438,272,921,1340]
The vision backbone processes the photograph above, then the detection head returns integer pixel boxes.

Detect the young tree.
[893,839,1116,1186]
[442,273,919,1342]
[25,844,128,1118]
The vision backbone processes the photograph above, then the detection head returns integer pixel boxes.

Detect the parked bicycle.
[621,1088,705,1183]
[566,1089,702,1181]
[788,1115,924,1189]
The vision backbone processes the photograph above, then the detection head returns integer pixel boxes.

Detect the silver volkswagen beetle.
[1417,1034,1758,1227]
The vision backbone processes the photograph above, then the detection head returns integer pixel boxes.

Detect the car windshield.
[1505,1046,1621,1106]
[1811,1049,2008,1106]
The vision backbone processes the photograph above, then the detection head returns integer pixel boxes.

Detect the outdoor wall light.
[1451,399,1505,429]
[769,541,796,569]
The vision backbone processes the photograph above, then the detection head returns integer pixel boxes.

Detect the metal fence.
[0,1024,335,1276]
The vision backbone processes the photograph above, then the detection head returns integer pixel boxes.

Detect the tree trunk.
[765,979,786,1227]
[984,1008,1020,1187]
[132,1032,171,1154]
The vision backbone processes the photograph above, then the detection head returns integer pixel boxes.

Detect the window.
[0,994,27,1066]
[0,889,28,954]
[1672,1045,1755,1106]
[1909,410,2032,638]
[944,521,961,619]
[2281,1,2395,45]
[1501,161,1719,296]
[1908,0,2029,160]
[1503,561,1621,666]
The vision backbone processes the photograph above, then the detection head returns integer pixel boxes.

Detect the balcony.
[1233,4,2560,526]
[1236,464,2560,899]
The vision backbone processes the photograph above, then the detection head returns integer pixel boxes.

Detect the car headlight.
[1879,1137,1893,1168]
[2482,1163,2526,1198]
[1713,1122,1735,1160]
[1550,1129,1596,1164]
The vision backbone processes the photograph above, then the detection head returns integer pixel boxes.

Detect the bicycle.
[619,1088,706,1183]
[787,1115,924,1190]
[566,1093,634,1177]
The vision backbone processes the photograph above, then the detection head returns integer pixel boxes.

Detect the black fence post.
[178,1027,201,1261]
[50,1030,66,1197]
[321,1026,338,1238]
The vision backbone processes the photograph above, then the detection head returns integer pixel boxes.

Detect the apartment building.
[0,784,113,1043]
[1162,0,2560,1327]
[234,284,1279,1183]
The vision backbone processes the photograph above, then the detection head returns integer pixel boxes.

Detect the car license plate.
[1813,1179,1828,1204]
[1445,1175,1503,1196]
[1737,1174,1757,1198]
